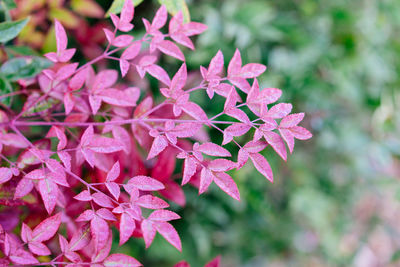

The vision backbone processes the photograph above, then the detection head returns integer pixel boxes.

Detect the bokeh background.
[8,0,400,266]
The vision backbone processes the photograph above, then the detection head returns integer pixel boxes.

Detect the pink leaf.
[280,113,305,128]
[104,253,142,267]
[112,126,132,154]
[98,88,140,107]
[182,102,208,121]
[136,195,169,209]
[54,127,67,150]
[1,133,29,148]
[92,228,112,262]
[146,64,171,86]
[278,128,295,154]
[64,92,75,114]
[158,40,185,61]
[263,131,287,160]
[199,167,214,194]
[58,234,68,252]
[38,179,58,214]
[28,242,50,256]
[128,176,165,191]
[69,225,91,251]
[112,34,133,47]
[55,19,67,53]
[56,63,78,81]
[14,178,33,199]
[141,219,156,248]
[0,167,12,184]
[196,142,231,157]
[107,161,120,182]
[208,159,236,172]
[58,151,71,171]
[121,41,142,60]
[182,157,196,185]
[148,135,168,159]
[170,122,202,138]
[228,49,242,76]
[222,123,251,145]
[120,0,134,25]
[119,213,135,246]
[289,126,312,140]
[106,182,120,200]
[266,103,292,119]
[171,63,187,93]
[155,221,182,251]
[74,190,92,201]
[152,5,168,30]
[249,153,273,182]
[92,192,114,208]
[21,223,32,243]
[182,22,208,36]
[148,210,180,221]
[76,209,95,221]
[32,213,62,242]
[208,50,224,76]
[243,140,268,153]
[214,172,240,201]
[96,208,117,221]
[10,249,39,265]
[91,215,109,252]
[239,63,266,78]
[120,59,130,77]
[87,136,124,153]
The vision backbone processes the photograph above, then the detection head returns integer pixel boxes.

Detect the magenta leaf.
[239,63,266,78]
[74,190,92,201]
[182,156,197,185]
[204,256,222,267]
[121,41,142,60]
[28,242,50,256]
[280,113,305,128]
[141,219,156,248]
[262,131,287,161]
[69,225,91,252]
[10,249,39,265]
[14,178,34,199]
[91,215,110,252]
[199,167,214,194]
[107,161,120,182]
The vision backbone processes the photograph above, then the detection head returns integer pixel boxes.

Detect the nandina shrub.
[0,1,311,265]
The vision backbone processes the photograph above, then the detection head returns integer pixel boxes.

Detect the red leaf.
[32,213,62,242]
[128,176,165,191]
[104,253,142,267]
[214,172,240,201]
[119,213,135,245]
[155,221,182,251]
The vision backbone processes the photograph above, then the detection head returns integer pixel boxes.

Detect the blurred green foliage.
[127,0,400,266]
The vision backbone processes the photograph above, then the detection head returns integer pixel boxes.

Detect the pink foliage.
[0,1,311,265]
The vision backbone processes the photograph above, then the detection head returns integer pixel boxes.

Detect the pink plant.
[0,1,311,265]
